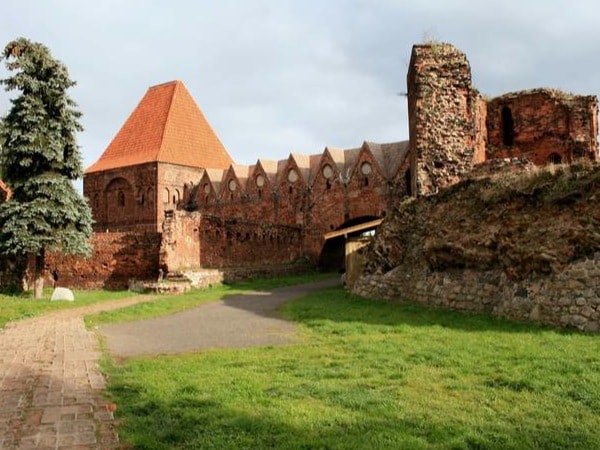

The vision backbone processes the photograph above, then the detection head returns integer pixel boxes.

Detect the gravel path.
[98,277,340,357]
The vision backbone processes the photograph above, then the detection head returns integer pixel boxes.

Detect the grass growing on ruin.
[103,286,600,449]
[0,289,139,328]
[85,271,335,329]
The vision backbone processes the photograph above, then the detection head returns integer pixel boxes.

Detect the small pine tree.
[0,38,92,298]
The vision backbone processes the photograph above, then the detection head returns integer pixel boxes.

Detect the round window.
[361,162,372,176]
[203,183,210,194]
[256,174,265,187]
[287,169,299,183]
[228,179,237,191]
[322,164,334,179]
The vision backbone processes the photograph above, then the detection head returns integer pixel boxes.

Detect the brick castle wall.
[486,90,598,164]
[160,211,304,271]
[45,232,161,289]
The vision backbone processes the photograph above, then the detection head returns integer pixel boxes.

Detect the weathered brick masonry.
[487,89,598,164]
[407,43,487,196]
[45,232,160,289]
[40,42,598,300]
[160,211,303,269]
[352,42,600,331]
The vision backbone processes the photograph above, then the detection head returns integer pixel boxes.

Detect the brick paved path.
[0,296,159,449]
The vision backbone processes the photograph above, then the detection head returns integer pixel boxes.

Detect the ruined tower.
[406,42,486,196]
[486,89,598,164]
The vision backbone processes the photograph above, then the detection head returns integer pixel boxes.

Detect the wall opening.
[405,169,412,197]
[573,147,586,159]
[318,215,380,272]
[548,153,562,164]
[501,106,515,146]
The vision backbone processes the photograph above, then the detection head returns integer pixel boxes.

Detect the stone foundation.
[353,254,600,332]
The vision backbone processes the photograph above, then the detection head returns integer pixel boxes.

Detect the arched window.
[105,177,133,213]
[147,187,154,206]
[163,188,170,204]
[501,106,515,146]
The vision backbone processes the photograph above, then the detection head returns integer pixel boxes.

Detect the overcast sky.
[1,0,599,174]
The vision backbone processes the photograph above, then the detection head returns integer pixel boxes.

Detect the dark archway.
[548,153,562,164]
[501,106,515,146]
[318,215,380,272]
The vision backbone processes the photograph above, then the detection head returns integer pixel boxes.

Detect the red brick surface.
[486,90,598,164]
[45,232,161,289]
[73,44,598,283]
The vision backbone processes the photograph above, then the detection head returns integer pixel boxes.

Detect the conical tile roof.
[86,80,233,173]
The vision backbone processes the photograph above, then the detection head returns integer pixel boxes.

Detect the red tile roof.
[86,81,233,173]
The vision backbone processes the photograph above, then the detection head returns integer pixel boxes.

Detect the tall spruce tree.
[0,38,92,298]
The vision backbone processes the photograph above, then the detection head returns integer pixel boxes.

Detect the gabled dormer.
[197,168,225,210]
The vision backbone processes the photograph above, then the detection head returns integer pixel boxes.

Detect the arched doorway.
[318,216,381,271]
[548,153,562,164]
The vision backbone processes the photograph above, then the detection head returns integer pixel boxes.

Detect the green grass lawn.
[0,288,139,328]
[0,271,332,330]
[102,286,600,449]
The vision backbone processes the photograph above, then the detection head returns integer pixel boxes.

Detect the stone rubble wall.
[407,43,485,196]
[353,253,600,332]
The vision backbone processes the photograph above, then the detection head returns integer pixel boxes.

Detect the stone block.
[50,287,75,302]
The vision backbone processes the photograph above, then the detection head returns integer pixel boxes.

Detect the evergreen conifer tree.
[0,38,92,298]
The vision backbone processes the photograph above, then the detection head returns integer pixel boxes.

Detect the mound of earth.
[363,160,600,280]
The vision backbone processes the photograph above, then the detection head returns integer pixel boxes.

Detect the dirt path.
[98,277,340,357]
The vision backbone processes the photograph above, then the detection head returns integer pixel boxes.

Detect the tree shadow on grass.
[220,277,342,318]
[111,381,599,450]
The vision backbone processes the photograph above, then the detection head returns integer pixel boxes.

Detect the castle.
[41,42,598,288]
